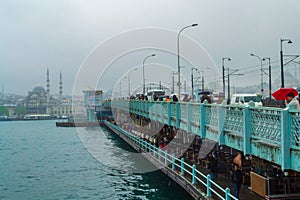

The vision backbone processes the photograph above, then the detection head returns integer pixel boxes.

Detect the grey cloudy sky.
[1,0,300,95]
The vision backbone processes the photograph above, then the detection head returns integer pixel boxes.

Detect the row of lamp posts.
[223,38,294,102]
[122,27,295,101]
[121,24,199,99]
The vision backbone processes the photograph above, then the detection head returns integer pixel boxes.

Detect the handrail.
[110,100,300,172]
[106,121,238,200]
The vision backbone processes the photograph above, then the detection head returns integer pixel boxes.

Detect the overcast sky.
[1,0,300,96]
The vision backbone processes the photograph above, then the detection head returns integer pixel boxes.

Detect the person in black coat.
[172,95,178,102]
[210,152,218,180]
[231,164,243,199]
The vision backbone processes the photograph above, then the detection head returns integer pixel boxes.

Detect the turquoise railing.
[106,121,238,200]
[110,100,300,172]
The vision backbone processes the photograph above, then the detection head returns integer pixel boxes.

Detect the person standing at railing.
[210,152,218,180]
[172,95,179,102]
[166,96,171,102]
[286,92,300,109]
[201,93,212,103]
[231,164,243,199]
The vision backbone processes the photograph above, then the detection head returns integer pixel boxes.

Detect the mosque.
[23,69,73,117]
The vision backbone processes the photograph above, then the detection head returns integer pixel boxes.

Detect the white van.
[230,94,262,107]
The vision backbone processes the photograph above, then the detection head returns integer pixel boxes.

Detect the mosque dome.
[24,84,47,114]
[32,85,46,94]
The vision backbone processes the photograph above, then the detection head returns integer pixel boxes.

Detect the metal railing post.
[158,148,161,160]
[172,154,175,170]
[243,103,253,155]
[187,103,191,132]
[176,102,181,128]
[192,164,196,184]
[167,103,171,126]
[218,100,226,145]
[200,100,207,138]
[181,158,185,176]
[207,174,211,197]
[281,107,291,170]
[165,150,168,166]
[225,187,231,200]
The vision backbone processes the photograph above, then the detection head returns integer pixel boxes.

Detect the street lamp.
[143,53,156,95]
[119,76,127,99]
[222,57,231,99]
[250,53,264,95]
[128,68,138,98]
[191,67,198,98]
[227,68,243,104]
[207,67,216,91]
[177,23,198,98]
[172,71,178,94]
[280,38,292,88]
[262,57,272,100]
[199,70,204,92]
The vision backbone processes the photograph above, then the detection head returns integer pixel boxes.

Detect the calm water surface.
[0,120,192,200]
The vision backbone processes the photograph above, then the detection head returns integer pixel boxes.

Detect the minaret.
[46,68,50,113]
[59,71,63,103]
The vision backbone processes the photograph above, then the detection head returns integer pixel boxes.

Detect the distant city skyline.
[1,0,300,95]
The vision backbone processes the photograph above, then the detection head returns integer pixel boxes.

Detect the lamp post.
[128,68,138,98]
[250,53,264,95]
[143,53,156,95]
[227,69,243,104]
[172,71,177,94]
[207,67,216,91]
[177,23,198,99]
[119,76,127,99]
[262,57,272,100]
[222,57,231,99]
[199,70,204,92]
[280,38,293,88]
[191,67,198,98]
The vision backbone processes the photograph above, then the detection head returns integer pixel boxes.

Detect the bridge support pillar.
[218,100,226,145]
[167,103,171,126]
[176,103,181,129]
[187,103,191,133]
[281,107,291,171]
[243,103,253,155]
[200,101,207,138]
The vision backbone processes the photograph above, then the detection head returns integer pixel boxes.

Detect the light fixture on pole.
[199,70,204,92]
[177,23,198,99]
[207,67,216,92]
[280,38,292,88]
[227,68,243,104]
[250,53,264,95]
[262,57,272,100]
[172,71,178,94]
[142,53,156,95]
[119,76,127,99]
[128,68,138,98]
[191,67,198,99]
[222,57,231,99]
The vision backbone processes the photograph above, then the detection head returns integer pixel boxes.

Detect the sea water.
[0,120,192,200]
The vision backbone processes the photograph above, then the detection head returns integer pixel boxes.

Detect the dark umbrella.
[272,87,298,100]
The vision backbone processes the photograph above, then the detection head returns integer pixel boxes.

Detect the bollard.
[207,174,211,197]
[192,164,196,184]
[181,158,185,176]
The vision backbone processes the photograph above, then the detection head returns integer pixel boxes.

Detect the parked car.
[230,94,262,107]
